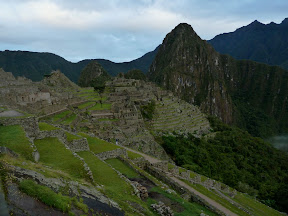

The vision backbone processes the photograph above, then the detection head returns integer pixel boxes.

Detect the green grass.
[233,193,282,216]
[168,163,175,170]
[190,172,196,178]
[38,122,59,131]
[34,137,89,181]
[98,118,119,122]
[78,133,121,154]
[183,180,250,216]
[19,180,88,214]
[51,110,72,122]
[88,103,111,111]
[65,132,81,142]
[179,167,186,174]
[77,151,153,215]
[127,151,143,160]
[78,102,95,109]
[0,125,33,160]
[61,114,76,125]
[105,158,141,179]
[149,187,217,216]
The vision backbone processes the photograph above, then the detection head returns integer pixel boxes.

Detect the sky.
[0,0,287,63]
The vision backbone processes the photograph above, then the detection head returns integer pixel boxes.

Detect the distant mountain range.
[208,18,288,70]
[0,46,159,83]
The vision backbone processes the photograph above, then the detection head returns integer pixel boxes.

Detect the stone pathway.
[170,176,238,216]
[0,110,24,117]
[122,146,238,216]
[121,146,161,164]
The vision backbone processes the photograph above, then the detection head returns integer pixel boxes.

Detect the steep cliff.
[148,23,288,137]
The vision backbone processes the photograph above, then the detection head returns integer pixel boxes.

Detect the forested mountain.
[208,18,288,70]
[0,46,159,82]
[148,23,288,138]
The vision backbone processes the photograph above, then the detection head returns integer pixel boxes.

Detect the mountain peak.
[281,17,288,26]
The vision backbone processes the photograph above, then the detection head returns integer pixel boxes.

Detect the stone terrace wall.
[96,148,127,160]
[69,138,89,152]
[0,117,39,138]
[144,165,225,216]
[153,162,237,197]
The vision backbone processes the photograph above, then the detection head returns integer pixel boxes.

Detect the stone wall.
[69,138,89,152]
[145,165,225,216]
[0,117,39,138]
[96,148,127,160]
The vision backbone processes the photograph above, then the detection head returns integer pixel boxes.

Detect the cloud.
[0,0,287,62]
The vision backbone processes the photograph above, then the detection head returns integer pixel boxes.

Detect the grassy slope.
[105,158,141,179]
[0,125,33,160]
[79,133,121,154]
[34,137,89,181]
[38,122,59,131]
[78,151,153,215]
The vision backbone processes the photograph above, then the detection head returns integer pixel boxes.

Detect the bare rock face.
[151,201,174,216]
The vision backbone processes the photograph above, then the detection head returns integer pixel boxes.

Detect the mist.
[268,135,288,152]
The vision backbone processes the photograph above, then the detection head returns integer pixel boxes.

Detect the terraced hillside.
[151,96,210,136]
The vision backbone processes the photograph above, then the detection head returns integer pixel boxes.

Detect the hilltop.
[208,18,288,70]
[0,69,287,215]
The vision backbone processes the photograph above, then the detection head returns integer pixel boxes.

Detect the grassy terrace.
[105,158,141,179]
[79,133,121,154]
[77,101,95,109]
[148,187,217,216]
[19,179,88,214]
[0,125,33,160]
[61,114,76,125]
[88,103,111,111]
[51,110,72,122]
[34,137,89,181]
[78,151,153,215]
[233,193,282,216]
[127,150,143,160]
[65,132,81,142]
[38,122,59,131]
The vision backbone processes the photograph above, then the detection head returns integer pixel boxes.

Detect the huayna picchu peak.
[149,22,288,138]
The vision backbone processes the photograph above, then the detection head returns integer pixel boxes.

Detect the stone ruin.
[0,69,84,115]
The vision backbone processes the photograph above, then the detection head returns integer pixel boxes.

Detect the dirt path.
[170,176,238,216]
[121,146,161,164]
[122,146,238,216]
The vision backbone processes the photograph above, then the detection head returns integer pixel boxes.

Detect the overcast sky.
[0,0,287,62]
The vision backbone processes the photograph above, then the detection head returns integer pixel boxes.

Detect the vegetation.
[65,132,81,142]
[34,137,90,181]
[88,103,111,111]
[51,110,72,122]
[38,122,59,131]
[140,100,156,120]
[124,69,147,81]
[78,151,153,215]
[127,150,143,160]
[159,117,288,212]
[106,158,141,179]
[0,125,33,160]
[78,133,121,154]
[61,114,76,125]
[148,187,217,216]
[77,101,95,109]
[19,180,88,214]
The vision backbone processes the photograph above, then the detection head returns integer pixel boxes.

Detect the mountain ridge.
[208,18,288,70]
[0,46,159,82]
